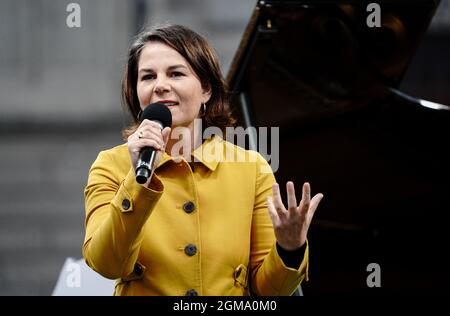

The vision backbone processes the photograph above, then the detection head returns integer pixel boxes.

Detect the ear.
[202,85,212,104]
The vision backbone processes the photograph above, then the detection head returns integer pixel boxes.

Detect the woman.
[83,24,323,296]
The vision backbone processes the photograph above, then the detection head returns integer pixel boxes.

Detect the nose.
[154,76,171,94]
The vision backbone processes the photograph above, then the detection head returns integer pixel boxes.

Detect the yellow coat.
[83,136,309,295]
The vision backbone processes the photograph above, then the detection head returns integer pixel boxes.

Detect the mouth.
[156,100,179,107]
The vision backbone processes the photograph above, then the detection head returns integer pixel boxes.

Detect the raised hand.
[267,182,323,251]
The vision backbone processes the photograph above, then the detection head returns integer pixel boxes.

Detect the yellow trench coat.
[83,136,309,295]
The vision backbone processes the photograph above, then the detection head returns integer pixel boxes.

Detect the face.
[136,42,211,129]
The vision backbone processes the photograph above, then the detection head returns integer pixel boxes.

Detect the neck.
[165,118,203,159]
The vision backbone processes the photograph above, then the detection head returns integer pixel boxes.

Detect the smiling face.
[136,41,211,130]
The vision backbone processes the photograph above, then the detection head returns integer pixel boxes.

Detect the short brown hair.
[121,24,235,139]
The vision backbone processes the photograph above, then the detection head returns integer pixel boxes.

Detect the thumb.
[162,127,171,145]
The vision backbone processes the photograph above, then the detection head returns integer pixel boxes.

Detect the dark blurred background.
[0,0,449,295]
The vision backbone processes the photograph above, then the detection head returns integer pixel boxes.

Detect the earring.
[202,103,206,116]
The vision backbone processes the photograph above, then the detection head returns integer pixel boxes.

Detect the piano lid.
[226,0,449,295]
[227,0,442,127]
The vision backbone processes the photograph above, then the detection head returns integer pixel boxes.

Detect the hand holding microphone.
[127,103,172,185]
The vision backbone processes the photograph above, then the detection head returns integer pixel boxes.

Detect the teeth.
[163,102,177,106]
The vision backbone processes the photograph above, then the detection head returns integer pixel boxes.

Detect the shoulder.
[90,143,130,174]
[97,143,128,161]
[217,137,273,174]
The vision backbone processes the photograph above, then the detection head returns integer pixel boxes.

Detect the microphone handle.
[136,147,157,184]
[135,120,164,184]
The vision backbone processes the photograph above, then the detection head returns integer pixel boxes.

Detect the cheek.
[136,83,150,105]
[186,83,205,106]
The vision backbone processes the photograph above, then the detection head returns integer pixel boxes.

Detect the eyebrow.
[139,64,188,74]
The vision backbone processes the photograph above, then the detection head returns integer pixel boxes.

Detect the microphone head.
[139,102,172,128]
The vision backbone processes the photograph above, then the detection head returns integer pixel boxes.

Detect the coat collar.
[156,135,222,171]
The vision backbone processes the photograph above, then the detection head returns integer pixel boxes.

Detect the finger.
[267,196,281,227]
[299,182,311,214]
[286,181,297,214]
[138,129,165,148]
[139,125,165,139]
[272,183,287,218]
[140,119,166,130]
[308,193,324,220]
[133,139,162,152]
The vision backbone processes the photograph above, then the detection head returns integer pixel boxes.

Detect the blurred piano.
[227,0,450,295]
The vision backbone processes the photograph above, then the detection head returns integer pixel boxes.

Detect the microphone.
[135,102,172,184]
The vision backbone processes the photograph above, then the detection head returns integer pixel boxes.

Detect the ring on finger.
[138,130,144,139]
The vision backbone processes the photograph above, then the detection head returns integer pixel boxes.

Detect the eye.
[170,71,184,78]
[141,74,155,81]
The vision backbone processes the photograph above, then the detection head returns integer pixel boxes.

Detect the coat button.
[184,244,197,256]
[234,266,242,279]
[122,199,131,210]
[185,289,198,296]
[182,201,195,213]
[134,263,143,276]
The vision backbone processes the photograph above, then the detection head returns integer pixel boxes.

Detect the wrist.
[277,241,306,252]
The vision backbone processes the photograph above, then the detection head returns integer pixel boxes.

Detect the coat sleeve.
[249,153,309,296]
[82,150,164,279]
